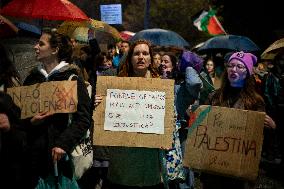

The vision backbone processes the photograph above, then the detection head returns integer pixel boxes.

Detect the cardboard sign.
[94,76,175,149]
[7,81,77,119]
[183,105,265,181]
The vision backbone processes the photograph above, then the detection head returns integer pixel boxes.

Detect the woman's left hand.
[52,147,66,163]
[264,114,276,129]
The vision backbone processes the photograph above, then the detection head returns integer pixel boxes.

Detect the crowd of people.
[0,27,283,189]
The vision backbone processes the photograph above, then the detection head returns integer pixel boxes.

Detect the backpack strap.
[67,73,77,126]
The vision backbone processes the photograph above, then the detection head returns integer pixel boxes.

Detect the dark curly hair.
[160,52,178,79]
[42,28,73,63]
[0,44,20,88]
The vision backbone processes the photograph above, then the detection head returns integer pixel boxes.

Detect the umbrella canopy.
[0,14,18,38]
[261,38,284,60]
[57,19,121,44]
[0,0,88,21]
[190,42,205,52]
[197,34,260,54]
[120,31,135,41]
[130,28,190,48]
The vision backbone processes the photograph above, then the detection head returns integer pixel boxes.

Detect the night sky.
[1,0,283,51]
[222,0,284,51]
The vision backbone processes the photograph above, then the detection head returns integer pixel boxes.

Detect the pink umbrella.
[1,0,88,21]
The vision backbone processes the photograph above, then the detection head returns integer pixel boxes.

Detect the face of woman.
[131,44,151,73]
[206,60,214,73]
[34,33,55,62]
[108,48,116,58]
[161,55,173,72]
[153,54,161,68]
[102,56,112,68]
[227,59,248,87]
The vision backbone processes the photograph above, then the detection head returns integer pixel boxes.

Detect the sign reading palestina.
[7,80,78,119]
[183,105,265,181]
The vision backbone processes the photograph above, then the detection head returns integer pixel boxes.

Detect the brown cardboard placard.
[183,105,265,181]
[93,76,175,149]
[7,81,77,119]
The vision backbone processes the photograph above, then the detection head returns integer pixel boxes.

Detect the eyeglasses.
[226,63,246,71]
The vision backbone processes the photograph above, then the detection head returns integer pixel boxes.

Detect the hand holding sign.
[264,114,276,129]
[30,111,54,125]
[94,94,103,108]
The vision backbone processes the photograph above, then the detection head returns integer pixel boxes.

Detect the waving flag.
[193,9,226,36]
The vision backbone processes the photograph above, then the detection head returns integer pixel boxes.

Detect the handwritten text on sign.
[104,89,166,134]
[184,105,265,180]
[7,81,77,119]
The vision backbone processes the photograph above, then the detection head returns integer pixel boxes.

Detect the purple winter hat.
[228,51,257,75]
[179,50,204,73]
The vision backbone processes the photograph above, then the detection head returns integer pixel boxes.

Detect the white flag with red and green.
[193,9,226,35]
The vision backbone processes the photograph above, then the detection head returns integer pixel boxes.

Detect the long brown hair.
[118,39,159,78]
[211,72,265,110]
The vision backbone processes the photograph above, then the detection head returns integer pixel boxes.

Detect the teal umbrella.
[130,28,190,48]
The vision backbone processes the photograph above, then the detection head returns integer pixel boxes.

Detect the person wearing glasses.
[200,51,276,189]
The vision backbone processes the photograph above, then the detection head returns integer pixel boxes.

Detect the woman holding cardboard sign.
[95,39,164,188]
[22,28,92,188]
[200,51,276,189]
[109,39,163,188]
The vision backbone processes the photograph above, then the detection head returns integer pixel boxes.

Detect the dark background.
[1,0,284,51]
[221,0,284,50]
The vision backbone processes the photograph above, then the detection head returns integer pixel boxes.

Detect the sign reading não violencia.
[7,81,78,119]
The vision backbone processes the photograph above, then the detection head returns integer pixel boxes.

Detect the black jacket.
[0,92,30,188]
[23,64,92,182]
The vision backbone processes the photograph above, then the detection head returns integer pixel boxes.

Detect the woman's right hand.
[30,111,53,125]
[264,114,276,129]
[0,113,10,132]
[94,94,103,108]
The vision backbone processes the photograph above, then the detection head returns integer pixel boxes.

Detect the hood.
[36,62,83,80]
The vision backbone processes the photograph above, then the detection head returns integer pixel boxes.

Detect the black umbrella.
[130,28,190,48]
[197,34,260,54]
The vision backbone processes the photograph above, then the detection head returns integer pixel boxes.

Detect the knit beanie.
[228,51,257,75]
